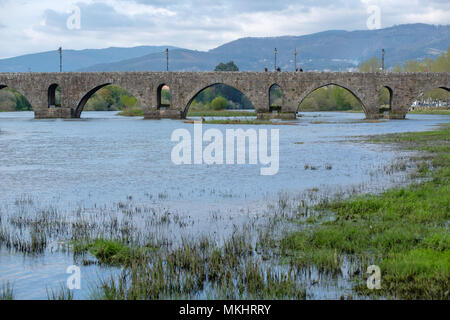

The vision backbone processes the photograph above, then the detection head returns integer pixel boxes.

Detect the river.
[0,111,449,299]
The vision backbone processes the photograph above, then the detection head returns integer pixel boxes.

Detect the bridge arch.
[75,83,111,117]
[183,82,255,117]
[378,86,393,115]
[0,85,33,112]
[297,82,367,115]
[157,83,171,109]
[409,86,450,112]
[48,83,61,108]
[269,83,283,112]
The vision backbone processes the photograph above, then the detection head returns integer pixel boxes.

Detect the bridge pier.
[386,113,407,119]
[34,108,73,119]
[143,109,184,120]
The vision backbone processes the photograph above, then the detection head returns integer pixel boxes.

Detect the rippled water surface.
[0,111,449,299]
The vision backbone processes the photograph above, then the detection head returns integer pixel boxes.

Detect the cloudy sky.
[0,0,449,59]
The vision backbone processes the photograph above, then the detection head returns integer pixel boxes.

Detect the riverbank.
[187,110,255,117]
[117,107,144,117]
[280,123,450,299]
[115,109,257,117]
[408,109,450,115]
[330,109,450,115]
[183,119,297,125]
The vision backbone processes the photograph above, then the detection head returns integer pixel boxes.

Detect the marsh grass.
[183,119,296,125]
[408,108,450,115]
[46,284,74,300]
[83,226,306,300]
[187,110,256,117]
[0,282,14,300]
[117,107,144,117]
[280,123,450,299]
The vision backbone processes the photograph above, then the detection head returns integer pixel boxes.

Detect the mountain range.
[0,46,178,73]
[0,24,448,73]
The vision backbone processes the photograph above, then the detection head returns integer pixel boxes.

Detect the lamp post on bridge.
[294,48,297,71]
[274,48,278,71]
[381,48,385,72]
[58,47,62,73]
[165,48,169,72]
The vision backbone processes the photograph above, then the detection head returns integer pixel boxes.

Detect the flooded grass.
[0,282,14,300]
[280,123,450,299]
[183,119,297,125]
[47,284,74,300]
[187,110,256,117]
[117,107,144,117]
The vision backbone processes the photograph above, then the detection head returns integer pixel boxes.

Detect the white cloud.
[0,0,448,59]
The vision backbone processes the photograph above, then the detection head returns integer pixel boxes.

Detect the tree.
[120,95,137,108]
[210,96,228,110]
[359,57,382,72]
[214,61,239,72]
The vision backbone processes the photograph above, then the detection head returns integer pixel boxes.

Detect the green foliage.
[85,85,139,111]
[300,85,362,111]
[73,239,147,266]
[187,110,255,117]
[210,96,228,110]
[190,84,253,111]
[161,87,171,105]
[0,282,14,300]
[360,46,450,73]
[270,85,282,107]
[359,57,382,72]
[117,107,144,117]
[0,88,32,111]
[120,95,137,108]
[214,61,239,72]
[281,124,450,299]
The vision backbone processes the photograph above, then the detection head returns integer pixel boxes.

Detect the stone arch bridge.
[0,72,448,120]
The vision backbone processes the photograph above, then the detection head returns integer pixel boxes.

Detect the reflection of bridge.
[0,72,448,119]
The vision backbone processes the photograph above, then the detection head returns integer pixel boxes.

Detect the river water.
[0,111,449,299]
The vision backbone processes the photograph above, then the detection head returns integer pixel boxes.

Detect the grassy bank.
[280,123,450,299]
[187,110,255,117]
[333,109,450,115]
[184,119,297,125]
[409,109,450,115]
[117,107,144,117]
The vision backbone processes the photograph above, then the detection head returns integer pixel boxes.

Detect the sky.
[0,0,449,59]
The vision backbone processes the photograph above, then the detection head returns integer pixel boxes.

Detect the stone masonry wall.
[0,72,448,119]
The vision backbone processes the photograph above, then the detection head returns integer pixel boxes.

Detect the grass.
[409,108,450,115]
[0,282,14,300]
[117,107,144,117]
[47,285,74,300]
[184,119,296,125]
[73,239,152,266]
[333,108,450,115]
[280,123,450,299]
[187,110,255,117]
[84,233,305,300]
